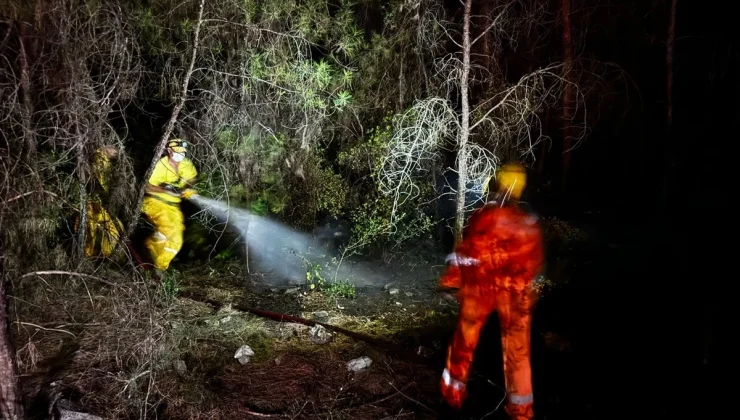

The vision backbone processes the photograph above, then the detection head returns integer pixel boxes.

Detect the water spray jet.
[187,195,388,288]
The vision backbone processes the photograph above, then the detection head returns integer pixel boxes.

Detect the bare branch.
[470,2,512,46]
[1,190,59,205]
[378,97,456,224]
[20,270,117,287]
[124,0,207,243]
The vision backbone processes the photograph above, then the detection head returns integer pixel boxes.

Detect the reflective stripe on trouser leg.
[498,288,536,420]
[505,395,534,420]
[441,295,495,409]
[508,393,534,405]
[441,368,465,391]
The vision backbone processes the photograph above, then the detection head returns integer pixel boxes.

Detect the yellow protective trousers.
[142,196,185,270]
[75,199,123,258]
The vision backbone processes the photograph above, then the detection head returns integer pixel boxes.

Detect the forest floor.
[15,215,687,420]
[161,260,458,420]
[15,244,565,420]
[15,242,472,420]
[150,243,590,420]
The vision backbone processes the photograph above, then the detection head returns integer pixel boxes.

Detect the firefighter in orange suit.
[142,139,198,272]
[439,163,544,420]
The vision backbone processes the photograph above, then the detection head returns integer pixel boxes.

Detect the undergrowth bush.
[337,115,435,256]
[305,262,357,299]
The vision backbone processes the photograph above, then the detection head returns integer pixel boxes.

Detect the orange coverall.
[439,200,544,420]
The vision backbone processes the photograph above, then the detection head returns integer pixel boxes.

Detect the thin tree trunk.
[121,0,206,248]
[0,277,26,420]
[76,134,87,260]
[660,0,677,212]
[454,0,473,245]
[666,0,677,130]
[416,8,431,97]
[560,0,573,191]
[398,55,405,112]
[71,54,92,260]
[18,22,35,159]
[538,108,550,176]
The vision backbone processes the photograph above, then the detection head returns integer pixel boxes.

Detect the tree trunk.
[76,127,88,260]
[560,0,573,191]
[398,55,405,112]
[454,0,473,245]
[666,0,677,130]
[121,0,207,250]
[18,22,35,160]
[537,108,550,176]
[0,278,26,420]
[660,0,677,212]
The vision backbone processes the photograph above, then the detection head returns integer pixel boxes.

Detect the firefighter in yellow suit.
[76,145,125,258]
[142,139,198,271]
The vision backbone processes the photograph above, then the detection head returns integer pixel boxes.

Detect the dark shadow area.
[388,208,704,419]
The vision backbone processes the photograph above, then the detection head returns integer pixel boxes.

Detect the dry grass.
[10,269,172,418]
[8,264,454,419]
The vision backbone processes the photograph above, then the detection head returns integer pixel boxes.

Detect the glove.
[161,184,182,196]
[181,188,198,199]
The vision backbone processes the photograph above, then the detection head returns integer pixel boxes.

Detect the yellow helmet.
[167,139,188,154]
[495,163,527,201]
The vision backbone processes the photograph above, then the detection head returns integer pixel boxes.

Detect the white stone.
[234,345,255,364]
[347,356,373,372]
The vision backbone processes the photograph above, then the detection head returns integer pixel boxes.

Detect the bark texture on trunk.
[666,0,677,129]
[454,0,473,245]
[76,128,88,259]
[660,0,678,212]
[537,108,550,176]
[0,278,26,420]
[560,0,573,191]
[18,23,35,160]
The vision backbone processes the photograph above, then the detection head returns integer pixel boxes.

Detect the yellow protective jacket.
[76,148,124,258]
[141,156,197,270]
[146,157,198,204]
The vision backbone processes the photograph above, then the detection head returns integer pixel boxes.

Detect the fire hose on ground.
[179,289,396,348]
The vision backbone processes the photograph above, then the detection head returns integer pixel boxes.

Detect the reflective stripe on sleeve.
[445,252,480,267]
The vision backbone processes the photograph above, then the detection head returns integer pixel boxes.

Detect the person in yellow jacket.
[142,139,198,272]
[76,145,125,258]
